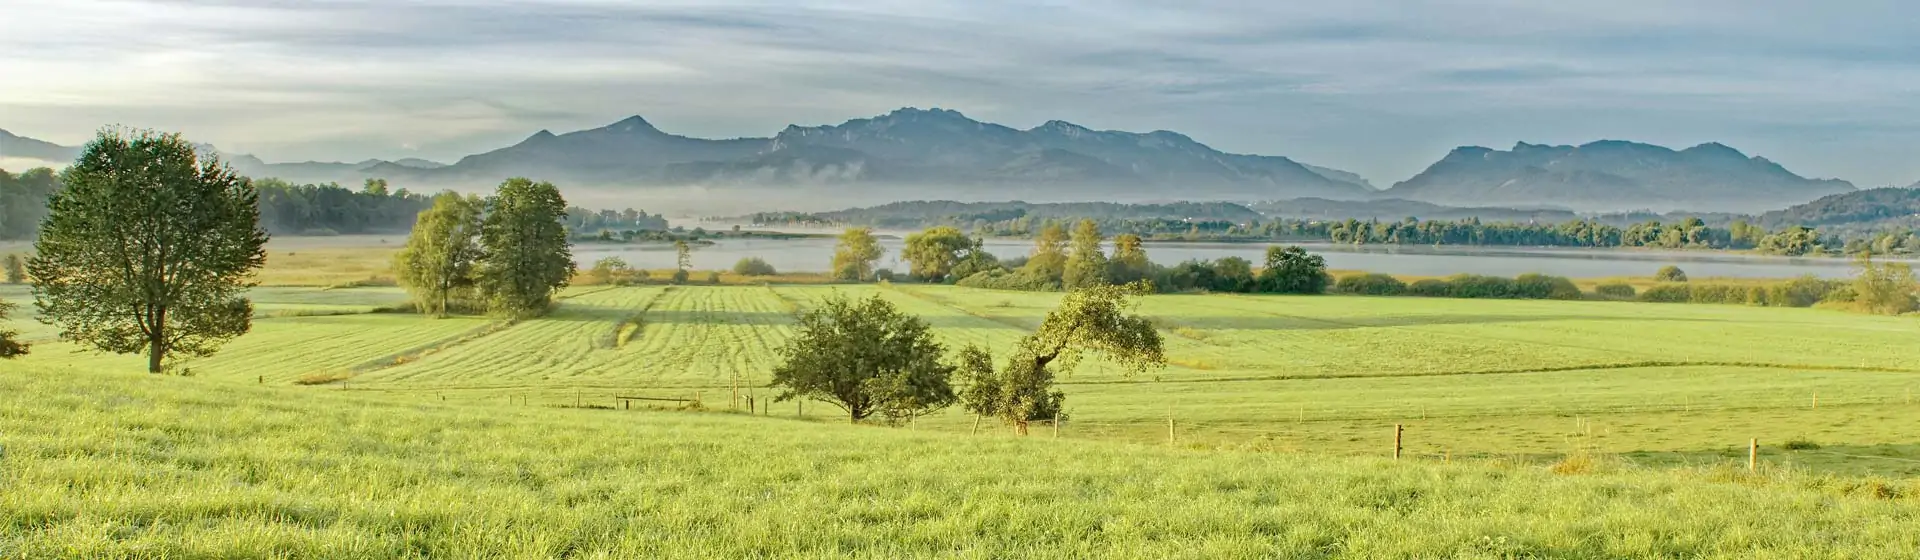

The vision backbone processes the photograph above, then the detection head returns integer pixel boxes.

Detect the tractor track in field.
[1195,294,1672,362]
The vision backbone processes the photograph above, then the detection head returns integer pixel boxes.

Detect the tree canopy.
[962,283,1165,433]
[769,294,957,423]
[29,129,268,373]
[477,178,574,317]
[1062,219,1109,289]
[1258,245,1330,294]
[902,226,975,283]
[0,298,26,359]
[394,192,485,317]
[831,227,884,281]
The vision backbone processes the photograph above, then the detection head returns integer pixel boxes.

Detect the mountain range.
[0,109,1870,212]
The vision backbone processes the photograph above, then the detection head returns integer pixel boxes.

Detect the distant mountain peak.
[1389,139,1852,212]
[603,115,660,134]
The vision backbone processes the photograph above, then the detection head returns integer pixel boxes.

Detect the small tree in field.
[587,256,633,285]
[769,294,956,423]
[1062,219,1109,289]
[30,129,268,373]
[3,254,23,284]
[1258,245,1329,294]
[1655,265,1688,282]
[672,241,692,284]
[831,227,883,281]
[733,257,777,276]
[962,282,1165,434]
[477,178,573,317]
[1850,252,1918,315]
[0,299,27,358]
[394,192,484,316]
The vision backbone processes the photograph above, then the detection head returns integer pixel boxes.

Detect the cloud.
[3,0,1919,185]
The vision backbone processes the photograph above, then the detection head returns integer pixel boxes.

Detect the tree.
[1850,252,1918,315]
[1655,265,1688,282]
[3,253,23,284]
[1108,234,1151,285]
[831,227,884,281]
[1257,245,1328,294]
[961,283,1165,434]
[0,298,27,359]
[672,240,692,284]
[393,192,484,317]
[1062,219,1110,289]
[769,294,957,423]
[1023,223,1069,281]
[362,178,390,197]
[902,226,975,283]
[477,178,573,317]
[733,257,777,276]
[29,129,268,373]
[588,256,633,285]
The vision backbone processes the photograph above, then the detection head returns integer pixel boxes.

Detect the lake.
[573,237,1886,280]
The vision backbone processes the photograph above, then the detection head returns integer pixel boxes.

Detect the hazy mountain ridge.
[1757,187,1920,232]
[1383,140,1854,212]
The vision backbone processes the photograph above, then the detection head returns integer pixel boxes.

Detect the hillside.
[1757,187,1920,232]
[5,365,1918,557]
[1384,141,1854,213]
[0,128,79,164]
[791,200,1264,229]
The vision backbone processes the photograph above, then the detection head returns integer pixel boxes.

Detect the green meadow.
[4,282,1920,556]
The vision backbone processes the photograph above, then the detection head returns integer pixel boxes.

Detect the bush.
[1408,279,1451,297]
[732,257,777,276]
[1333,273,1407,296]
[1655,265,1688,282]
[955,269,1060,292]
[671,269,690,285]
[1594,282,1636,299]
[1638,284,1691,303]
[706,271,722,284]
[873,269,896,283]
[1441,274,1517,299]
[1766,276,1842,308]
[1686,283,1748,305]
[1513,273,1583,300]
[1257,246,1330,294]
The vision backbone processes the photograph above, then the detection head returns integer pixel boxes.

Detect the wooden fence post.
[1052,414,1060,439]
[1167,417,1176,446]
[971,416,981,435]
[1812,391,1818,410]
[1749,438,1758,473]
[258,375,263,385]
[1394,424,1404,460]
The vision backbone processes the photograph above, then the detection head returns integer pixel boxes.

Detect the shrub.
[1782,438,1822,451]
[1441,274,1517,299]
[1686,283,1748,305]
[1257,245,1330,294]
[1333,273,1407,296]
[1638,284,1691,303]
[671,269,690,285]
[1594,282,1636,299]
[1514,273,1583,300]
[873,269,896,283]
[1766,276,1842,308]
[956,269,1060,292]
[1655,265,1688,282]
[706,271,722,284]
[1408,279,1451,297]
[732,257,777,277]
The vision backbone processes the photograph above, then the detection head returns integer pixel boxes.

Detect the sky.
[3,0,1919,187]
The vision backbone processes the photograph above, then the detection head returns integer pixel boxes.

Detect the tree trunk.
[147,308,166,374]
[1015,420,1029,436]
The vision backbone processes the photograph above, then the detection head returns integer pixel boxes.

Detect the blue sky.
[3,0,1918,186]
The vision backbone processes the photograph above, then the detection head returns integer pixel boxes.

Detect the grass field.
[7,283,1918,478]
[3,368,1918,558]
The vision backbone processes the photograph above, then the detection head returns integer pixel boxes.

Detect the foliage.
[830,227,884,281]
[1756,226,1825,256]
[1257,245,1330,294]
[1848,253,1919,315]
[588,257,636,285]
[902,226,976,283]
[250,177,434,236]
[955,268,1059,291]
[0,298,26,358]
[1023,223,1070,281]
[393,192,485,316]
[3,253,23,284]
[961,283,1165,434]
[1209,257,1257,293]
[0,167,62,240]
[1513,273,1584,300]
[1594,282,1637,299]
[1333,273,1408,296]
[732,257,777,277]
[1655,266,1689,282]
[477,178,574,318]
[564,207,668,233]
[1062,219,1109,289]
[768,294,956,423]
[1408,278,1451,297]
[1107,234,1151,285]
[28,129,268,373]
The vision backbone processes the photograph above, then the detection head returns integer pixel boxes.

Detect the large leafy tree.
[29,129,268,373]
[1257,245,1329,294]
[394,192,485,317]
[831,227,884,281]
[477,178,574,317]
[962,282,1165,434]
[902,226,976,283]
[1062,219,1109,289]
[770,294,957,423]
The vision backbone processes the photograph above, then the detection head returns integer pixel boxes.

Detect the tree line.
[393,181,576,318]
